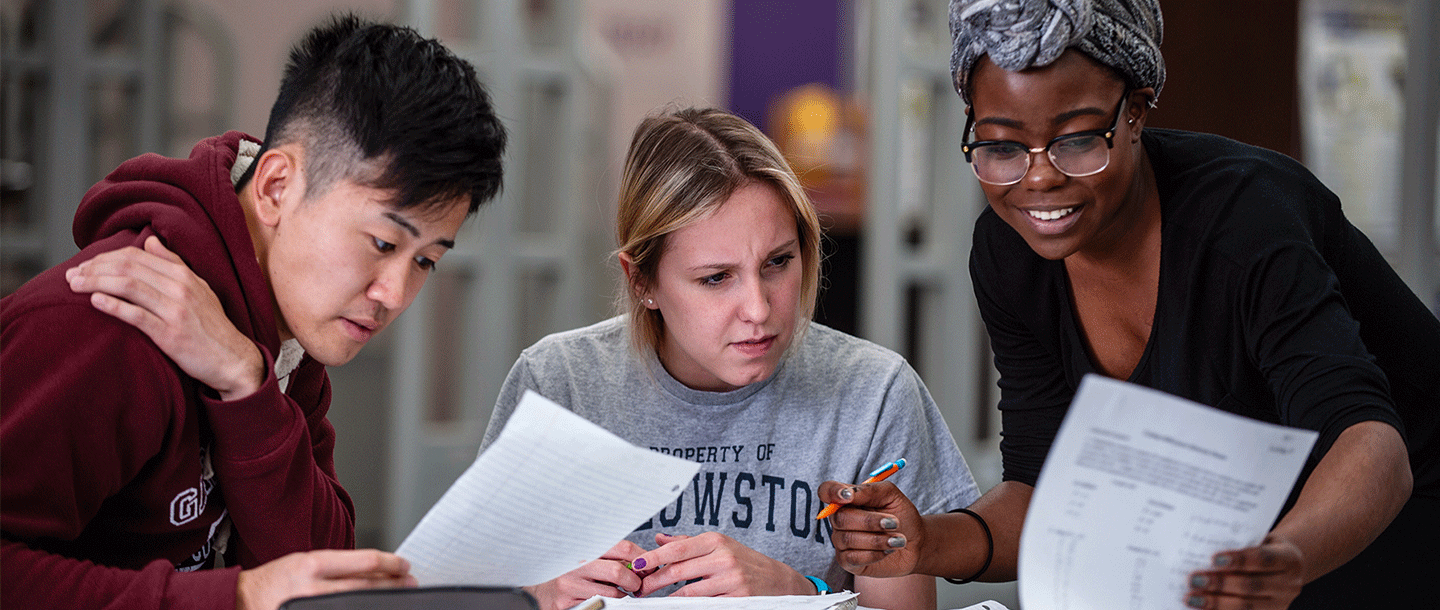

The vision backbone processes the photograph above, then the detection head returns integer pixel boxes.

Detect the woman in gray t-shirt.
[481,107,979,610]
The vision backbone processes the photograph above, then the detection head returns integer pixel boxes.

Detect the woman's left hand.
[632,532,815,597]
[1184,536,1306,609]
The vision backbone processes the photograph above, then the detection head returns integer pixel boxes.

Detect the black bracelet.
[943,507,993,585]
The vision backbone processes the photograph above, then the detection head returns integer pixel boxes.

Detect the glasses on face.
[961,91,1130,186]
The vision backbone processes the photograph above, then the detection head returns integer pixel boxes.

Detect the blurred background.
[3,0,1436,607]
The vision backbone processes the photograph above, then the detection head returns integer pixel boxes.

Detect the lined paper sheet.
[396,390,701,586]
[1019,375,1317,610]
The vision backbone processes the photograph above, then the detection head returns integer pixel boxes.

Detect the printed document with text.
[1019,375,1317,610]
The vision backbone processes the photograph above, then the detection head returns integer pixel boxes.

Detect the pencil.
[816,458,906,520]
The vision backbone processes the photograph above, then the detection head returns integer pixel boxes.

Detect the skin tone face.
[249,146,467,367]
[967,50,1156,263]
[641,182,803,392]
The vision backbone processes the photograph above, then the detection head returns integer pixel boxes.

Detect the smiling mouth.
[1027,207,1077,221]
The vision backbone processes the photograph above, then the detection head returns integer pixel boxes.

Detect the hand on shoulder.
[66,235,265,400]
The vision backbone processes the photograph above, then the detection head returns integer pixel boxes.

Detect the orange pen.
[816,458,906,520]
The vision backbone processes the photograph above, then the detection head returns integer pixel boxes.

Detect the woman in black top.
[820,1,1437,608]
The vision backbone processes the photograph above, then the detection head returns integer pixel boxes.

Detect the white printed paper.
[396,390,701,586]
[570,591,861,610]
[946,603,1011,610]
[1019,375,1317,610]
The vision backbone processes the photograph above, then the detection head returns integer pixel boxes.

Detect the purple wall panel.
[726,0,842,132]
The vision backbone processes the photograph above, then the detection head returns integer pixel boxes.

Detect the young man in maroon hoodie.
[1,15,506,610]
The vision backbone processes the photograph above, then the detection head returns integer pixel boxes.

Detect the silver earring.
[645,298,654,306]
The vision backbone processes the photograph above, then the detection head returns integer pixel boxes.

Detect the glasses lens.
[1049,135,1110,177]
[971,142,1028,184]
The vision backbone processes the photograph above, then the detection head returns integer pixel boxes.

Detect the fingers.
[824,484,906,557]
[297,551,418,596]
[66,245,198,324]
[635,532,704,569]
[666,575,736,598]
[601,539,646,561]
[68,241,185,288]
[143,235,184,263]
[828,507,902,540]
[1210,545,1299,573]
[237,551,417,610]
[829,516,909,572]
[574,557,643,594]
[830,527,906,556]
[1184,544,1304,610]
[306,549,413,579]
[817,480,857,505]
[820,480,906,508]
[530,562,640,610]
[313,573,418,593]
[633,533,723,596]
[85,290,165,335]
[551,582,628,609]
[69,257,178,305]
[848,481,912,509]
[66,239,264,399]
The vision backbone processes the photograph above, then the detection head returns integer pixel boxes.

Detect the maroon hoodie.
[2,132,355,609]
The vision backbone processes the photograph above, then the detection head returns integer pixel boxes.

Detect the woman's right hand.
[817,480,925,578]
[525,540,645,610]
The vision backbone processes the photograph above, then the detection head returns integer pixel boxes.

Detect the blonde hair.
[616,107,823,356]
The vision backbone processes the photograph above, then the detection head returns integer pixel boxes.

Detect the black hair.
[249,14,506,216]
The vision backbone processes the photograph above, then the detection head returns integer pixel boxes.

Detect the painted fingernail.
[1190,575,1208,589]
[1212,555,1231,567]
[880,517,898,530]
[631,558,646,570]
[839,487,854,500]
[887,536,905,548]
[1186,595,1206,608]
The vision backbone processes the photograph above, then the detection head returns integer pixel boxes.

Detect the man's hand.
[818,480,923,578]
[236,549,416,610]
[525,540,645,610]
[631,532,813,598]
[66,235,265,400]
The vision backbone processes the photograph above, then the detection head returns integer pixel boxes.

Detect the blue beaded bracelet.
[805,575,830,594]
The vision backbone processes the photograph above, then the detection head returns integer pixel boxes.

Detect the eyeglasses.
[961,92,1129,186]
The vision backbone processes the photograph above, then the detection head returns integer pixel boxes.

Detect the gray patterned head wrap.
[949,0,1165,104]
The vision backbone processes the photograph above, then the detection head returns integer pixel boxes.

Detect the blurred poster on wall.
[1299,0,1406,253]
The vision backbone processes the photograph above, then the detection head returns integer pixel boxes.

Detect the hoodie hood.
[72,131,280,353]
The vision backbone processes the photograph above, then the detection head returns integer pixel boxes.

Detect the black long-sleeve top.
[970,128,1439,500]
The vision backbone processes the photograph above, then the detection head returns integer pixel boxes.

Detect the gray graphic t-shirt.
[480,317,980,593]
